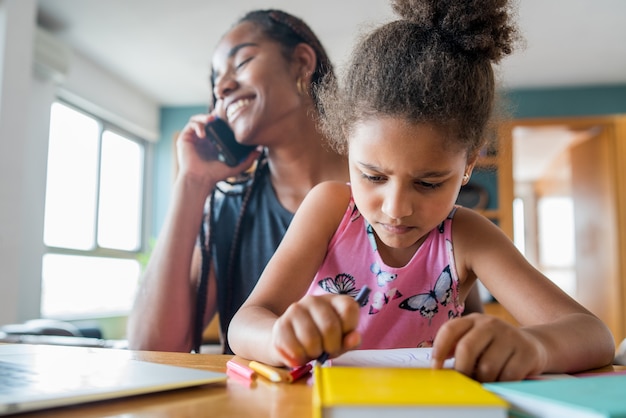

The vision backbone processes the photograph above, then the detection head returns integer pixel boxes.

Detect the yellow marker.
[248,361,287,383]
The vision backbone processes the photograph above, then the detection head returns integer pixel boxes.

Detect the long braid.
[192,189,216,353]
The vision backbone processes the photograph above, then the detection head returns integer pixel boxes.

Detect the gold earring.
[296,76,308,96]
[463,173,470,183]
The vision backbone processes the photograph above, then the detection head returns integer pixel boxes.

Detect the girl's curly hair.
[318,0,521,158]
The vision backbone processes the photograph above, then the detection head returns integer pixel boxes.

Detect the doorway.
[512,124,597,297]
[505,115,626,343]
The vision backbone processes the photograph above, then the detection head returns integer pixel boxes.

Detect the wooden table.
[13,346,312,418]
[10,345,626,418]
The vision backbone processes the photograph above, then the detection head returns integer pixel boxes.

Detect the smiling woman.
[126,9,350,355]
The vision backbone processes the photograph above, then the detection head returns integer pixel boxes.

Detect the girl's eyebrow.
[357,161,383,172]
[357,160,450,178]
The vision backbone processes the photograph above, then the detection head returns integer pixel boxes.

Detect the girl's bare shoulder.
[307,180,351,204]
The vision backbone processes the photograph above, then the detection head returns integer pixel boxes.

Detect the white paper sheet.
[330,347,455,368]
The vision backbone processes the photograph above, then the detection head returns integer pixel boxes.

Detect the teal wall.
[151,106,208,237]
[476,84,626,213]
[506,84,626,119]
[151,85,626,238]
[152,105,206,236]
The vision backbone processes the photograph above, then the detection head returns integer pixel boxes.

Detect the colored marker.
[226,369,256,388]
[316,285,371,365]
[226,359,256,380]
[248,360,286,383]
[286,363,312,383]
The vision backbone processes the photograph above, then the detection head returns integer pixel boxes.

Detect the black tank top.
[212,163,293,353]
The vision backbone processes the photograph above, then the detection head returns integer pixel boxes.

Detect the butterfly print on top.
[318,273,361,298]
[398,265,453,324]
[370,262,397,287]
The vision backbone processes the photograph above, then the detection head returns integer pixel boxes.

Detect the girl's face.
[211,22,302,144]
[348,117,471,265]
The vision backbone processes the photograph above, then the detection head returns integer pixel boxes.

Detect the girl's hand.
[270,294,362,367]
[431,313,548,382]
[175,114,260,190]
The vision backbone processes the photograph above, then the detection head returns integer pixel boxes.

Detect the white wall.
[0,0,39,325]
[0,0,160,326]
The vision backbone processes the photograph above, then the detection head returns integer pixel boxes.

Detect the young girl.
[228,0,615,382]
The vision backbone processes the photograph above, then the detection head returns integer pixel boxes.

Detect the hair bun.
[391,0,519,62]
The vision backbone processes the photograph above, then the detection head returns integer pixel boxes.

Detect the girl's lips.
[380,223,413,234]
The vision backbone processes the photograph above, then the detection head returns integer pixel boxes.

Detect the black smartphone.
[205,118,255,167]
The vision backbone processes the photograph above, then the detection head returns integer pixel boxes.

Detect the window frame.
[42,99,152,318]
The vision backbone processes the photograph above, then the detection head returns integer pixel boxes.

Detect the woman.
[128,9,348,353]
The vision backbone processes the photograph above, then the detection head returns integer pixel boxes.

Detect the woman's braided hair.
[193,9,335,353]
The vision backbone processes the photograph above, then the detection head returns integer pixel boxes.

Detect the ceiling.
[36,0,626,107]
[35,1,626,183]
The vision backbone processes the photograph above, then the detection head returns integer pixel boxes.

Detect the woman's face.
[348,117,470,263]
[211,22,302,145]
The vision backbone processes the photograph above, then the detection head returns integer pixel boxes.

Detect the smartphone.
[205,117,255,167]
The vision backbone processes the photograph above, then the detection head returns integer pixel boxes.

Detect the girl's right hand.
[175,113,260,192]
[270,294,362,367]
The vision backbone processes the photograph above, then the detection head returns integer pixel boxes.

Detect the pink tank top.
[306,199,464,348]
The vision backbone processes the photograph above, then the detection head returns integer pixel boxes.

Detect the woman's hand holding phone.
[205,117,256,167]
[175,114,260,192]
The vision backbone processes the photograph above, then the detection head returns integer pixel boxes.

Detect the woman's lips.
[226,98,252,122]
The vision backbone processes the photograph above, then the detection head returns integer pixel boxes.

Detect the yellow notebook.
[313,366,508,418]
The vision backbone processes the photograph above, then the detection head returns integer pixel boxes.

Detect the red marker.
[286,363,312,383]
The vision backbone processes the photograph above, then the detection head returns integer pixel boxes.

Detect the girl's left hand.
[431,313,548,382]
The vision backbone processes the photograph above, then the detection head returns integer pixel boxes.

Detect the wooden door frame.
[501,115,626,344]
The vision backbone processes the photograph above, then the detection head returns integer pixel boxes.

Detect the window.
[536,196,576,296]
[42,101,147,318]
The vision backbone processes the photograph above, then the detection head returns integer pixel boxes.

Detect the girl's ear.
[291,43,317,82]
[463,156,479,183]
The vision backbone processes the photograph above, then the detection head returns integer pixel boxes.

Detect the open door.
[508,115,626,344]
[570,121,624,343]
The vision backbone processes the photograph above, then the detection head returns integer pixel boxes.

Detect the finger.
[286,297,352,362]
[496,333,544,381]
[455,329,500,378]
[307,299,345,357]
[272,307,314,366]
[178,120,205,141]
[342,330,362,351]
[187,114,214,138]
[188,113,213,125]
[431,316,474,368]
[470,338,513,382]
[328,295,361,334]
[275,345,301,369]
[494,348,529,382]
